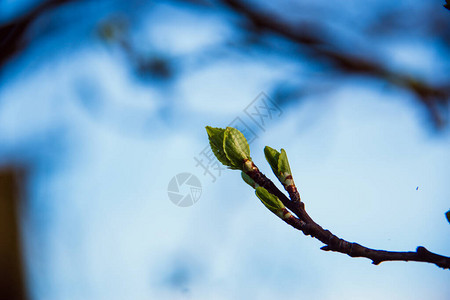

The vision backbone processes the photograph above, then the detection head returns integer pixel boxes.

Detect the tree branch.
[220,0,450,128]
[0,0,76,68]
[245,162,450,269]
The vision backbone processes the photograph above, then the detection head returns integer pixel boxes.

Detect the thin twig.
[245,162,450,269]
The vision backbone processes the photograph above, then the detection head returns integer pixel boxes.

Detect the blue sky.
[1,0,449,299]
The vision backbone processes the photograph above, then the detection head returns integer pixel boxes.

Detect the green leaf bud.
[264,146,280,176]
[241,172,258,189]
[264,146,294,186]
[278,149,294,185]
[223,127,251,170]
[255,186,285,214]
[206,126,234,168]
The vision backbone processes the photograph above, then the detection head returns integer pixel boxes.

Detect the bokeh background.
[1,0,450,299]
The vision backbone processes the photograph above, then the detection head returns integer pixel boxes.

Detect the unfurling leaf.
[223,127,251,169]
[255,187,285,213]
[264,146,280,175]
[264,146,293,185]
[206,126,233,167]
[206,126,252,170]
[278,148,294,186]
[241,172,258,189]
[278,149,292,176]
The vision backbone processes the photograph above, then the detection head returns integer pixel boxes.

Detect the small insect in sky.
[416,186,419,190]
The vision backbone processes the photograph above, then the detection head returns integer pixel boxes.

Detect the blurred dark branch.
[0,167,29,300]
[0,0,76,68]
[220,0,450,128]
[2,0,449,129]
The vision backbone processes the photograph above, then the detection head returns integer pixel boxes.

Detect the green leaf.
[264,146,280,176]
[278,149,292,180]
[255,186,285,213]
[241,172,258,189]
[223,127,251,170]
[446,210,450,224]
[205,126,233,168]
[264,146,293,185]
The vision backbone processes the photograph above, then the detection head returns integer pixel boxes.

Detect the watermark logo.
[244,92,283,131]
[167,173,202,207]
[168,92,283,207]
[194,92,282,183]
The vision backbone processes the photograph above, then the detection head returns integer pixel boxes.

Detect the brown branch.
[245,162,450,269]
